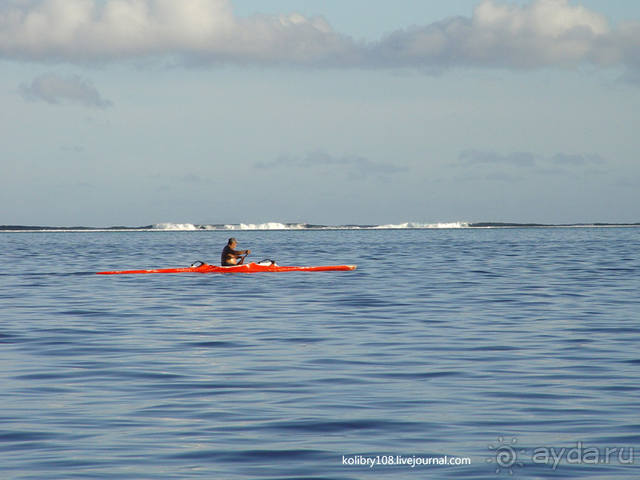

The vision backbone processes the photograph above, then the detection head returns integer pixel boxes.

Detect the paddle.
[237,252,250,265]
[192,251,250,268]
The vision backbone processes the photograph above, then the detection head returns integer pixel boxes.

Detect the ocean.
[1,227,639,479]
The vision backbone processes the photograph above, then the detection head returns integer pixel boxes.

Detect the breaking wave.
[152,221,471,231]
[4,221,636,232]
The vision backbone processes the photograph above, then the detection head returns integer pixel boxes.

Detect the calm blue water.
[1,228,639,479]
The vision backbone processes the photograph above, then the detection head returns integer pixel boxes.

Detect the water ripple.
[1,228,638,479]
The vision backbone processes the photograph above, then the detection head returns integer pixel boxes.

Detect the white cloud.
[0,0,353,64]
[19,73,112,108]
[0,0,639,71]
[370,0,637,69]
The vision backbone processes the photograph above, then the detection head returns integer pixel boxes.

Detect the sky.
[2,0,640,226]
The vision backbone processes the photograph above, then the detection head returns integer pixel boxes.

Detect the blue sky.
[2,0,640,226]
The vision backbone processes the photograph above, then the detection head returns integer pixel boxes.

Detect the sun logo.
[486,437,525,475]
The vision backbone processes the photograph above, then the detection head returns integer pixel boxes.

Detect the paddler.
[221,238,251,266]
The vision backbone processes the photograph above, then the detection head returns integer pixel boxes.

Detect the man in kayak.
[221,238,251,266]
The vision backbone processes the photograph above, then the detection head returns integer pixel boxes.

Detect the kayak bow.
[96,262,357,275]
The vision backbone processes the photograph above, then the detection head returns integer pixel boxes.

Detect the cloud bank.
[457,149,606,175]
[19,72,112,108]
[0,0,639,71]
[256,151,407,180]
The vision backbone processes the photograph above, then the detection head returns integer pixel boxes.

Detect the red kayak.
[97,261,357,275]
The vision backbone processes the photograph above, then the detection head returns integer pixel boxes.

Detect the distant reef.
[0,225,154,231]
[469,222,640,228]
